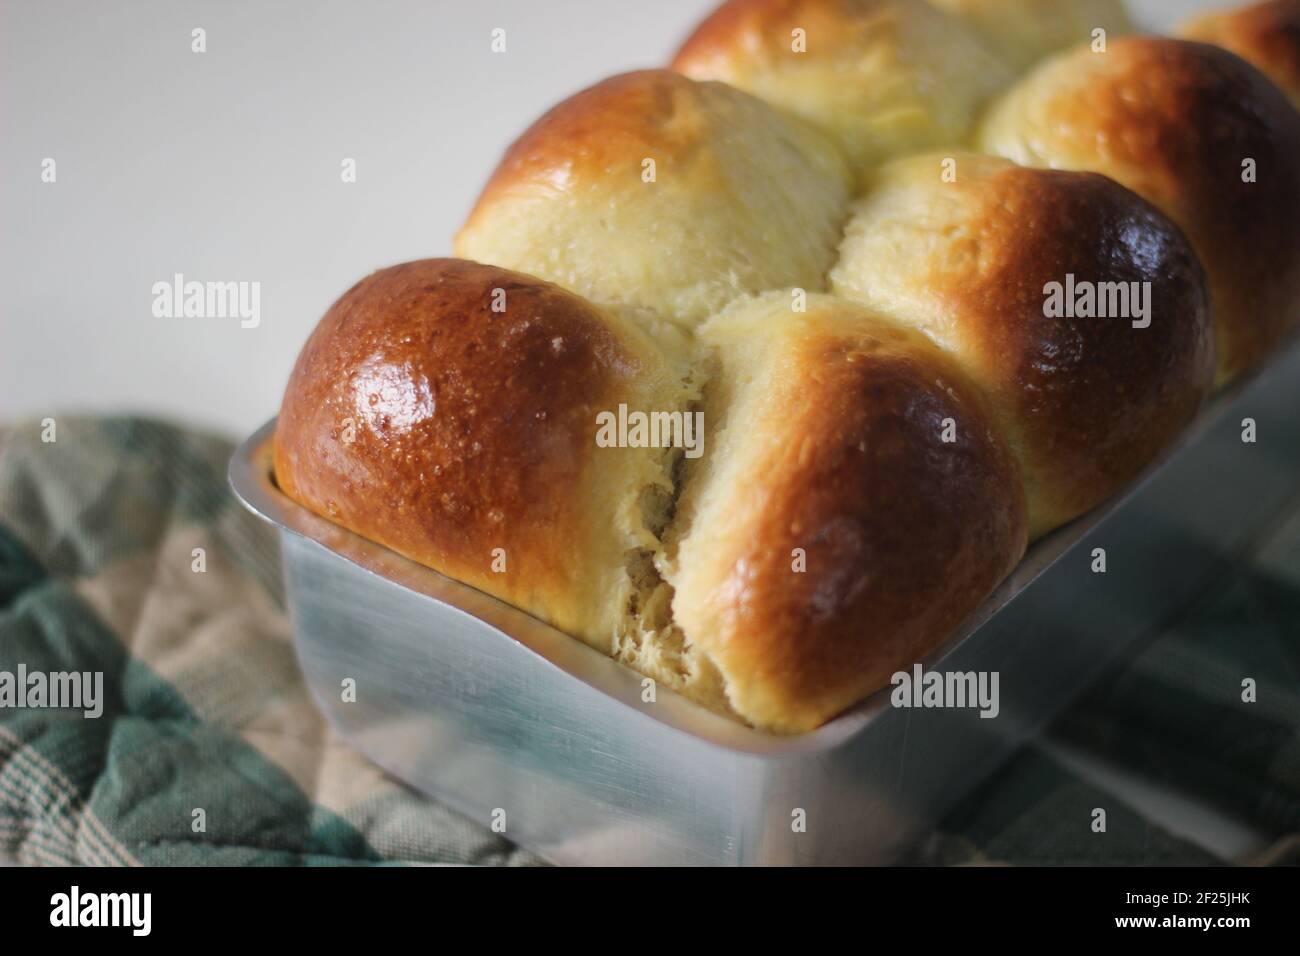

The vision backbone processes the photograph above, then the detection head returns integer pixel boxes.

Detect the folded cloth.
[0,416,1295,865]
[1049,520,1300,848]
[905,490,1300,865]
[0,417,536,865]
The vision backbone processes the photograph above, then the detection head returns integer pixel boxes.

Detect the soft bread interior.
[600,338,737,719]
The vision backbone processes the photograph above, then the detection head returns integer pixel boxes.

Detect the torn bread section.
[659,293,1029,733]
[600,323,736,719]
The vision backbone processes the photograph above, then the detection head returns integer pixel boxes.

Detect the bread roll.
[670,0,1012,176]
[928,0,1133,70]
[454,69,850,329]
[1181,0,1300,108]
[831,153,1215,536]
[978,37,1300,382]
[273,258,710,686]
[663,294,1028,732]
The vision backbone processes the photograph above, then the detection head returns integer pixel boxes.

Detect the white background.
[1,0,1222,439]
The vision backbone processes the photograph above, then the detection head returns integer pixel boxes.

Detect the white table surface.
[1,0,1226,438]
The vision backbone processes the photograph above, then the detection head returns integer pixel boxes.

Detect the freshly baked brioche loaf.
[831,153,1215,536]
[664,295,1027,732]
[274,262,1026,730]
[670,0,1013,176]
[274,259,706,663]
[275,0,1300,733]
[454,70,850,329]
[1181,0,1300,107]
[978,37,1300,382]
[928,0,1133,70]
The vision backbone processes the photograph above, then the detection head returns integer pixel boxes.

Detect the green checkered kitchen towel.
[0,416,1297,865]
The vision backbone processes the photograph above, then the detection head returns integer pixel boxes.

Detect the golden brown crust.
[832,153,1215,536]
[672,298,1028,731]
[274,259,645,640]
[674,0,864,65]
[725,340,1025,730]
[670,0,1013,173]
[954,166,1213,533]
[1181,0,1300,107]
[978,36,1300,382]
[463,70,710,233]
[455,69,850,327]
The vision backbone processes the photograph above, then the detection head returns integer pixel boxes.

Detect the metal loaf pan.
[230,335,1300,865]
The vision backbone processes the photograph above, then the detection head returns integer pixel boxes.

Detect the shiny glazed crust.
[979,36,1300,382]
[668,296,1028,731]
[273,258,699,649]
[832,153,1215,535]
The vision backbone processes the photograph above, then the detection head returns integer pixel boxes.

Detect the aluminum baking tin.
[231,335,1300,865]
